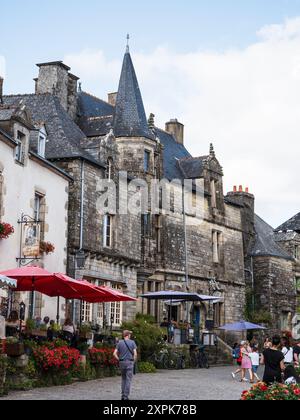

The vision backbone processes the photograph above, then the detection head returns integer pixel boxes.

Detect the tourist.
[240,341,254,383]
[5,311,20,336]
[263,337,272,350]
[281,337,294,367]
[249,347,261,382]
[293,341,300,367]
[113,330,137,401]
[231,343,243,380]
[284,365,300,385]
[43,316,50,327]
[261,336,285,385]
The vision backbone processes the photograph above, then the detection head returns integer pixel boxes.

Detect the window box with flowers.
[39,241,55,255]
[0,223,14,240]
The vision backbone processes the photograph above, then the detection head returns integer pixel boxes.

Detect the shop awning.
[0,274,17,289]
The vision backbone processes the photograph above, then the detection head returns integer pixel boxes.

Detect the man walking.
[114,330,137,401]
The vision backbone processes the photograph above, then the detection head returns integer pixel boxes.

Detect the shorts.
[252,366,259,374]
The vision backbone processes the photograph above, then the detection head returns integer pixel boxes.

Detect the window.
[15,131,25,164]
[81,301,92,323]
[106,158,113,181]
[294,246,299,260]
[34,193,42,222]
[103,214,112,248]
[38,130,46,158]
[144,150,151,172]
[110,284,123,327]
[295,277,300,293]
[142,214,151,237]
[212,231,222,264]
[210,180,217,209]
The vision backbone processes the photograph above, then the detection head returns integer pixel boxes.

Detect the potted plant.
[39,241,55,255]
[79,323,93,340]
[31,324,48,338]
[5,338,25,357]
[0,222,14,240]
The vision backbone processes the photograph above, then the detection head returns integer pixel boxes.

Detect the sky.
[2,0,300,227]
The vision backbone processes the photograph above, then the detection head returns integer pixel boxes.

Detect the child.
[249,347,260,382]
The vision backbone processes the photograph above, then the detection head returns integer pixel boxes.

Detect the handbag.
[124,340,138,375]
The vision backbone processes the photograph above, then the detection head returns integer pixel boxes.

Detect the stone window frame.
[212,230,223,264]
[103,214,114,249]
[144,149,151,173]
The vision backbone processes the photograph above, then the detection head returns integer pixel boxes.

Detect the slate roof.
[2,94,104,167]
[276,212,300,233]
[155,128,191,180]
[0,108,16,121]
[78,91,114,118]
[178,156,207,179]
[250,215,292,260]
[114,52,155,140]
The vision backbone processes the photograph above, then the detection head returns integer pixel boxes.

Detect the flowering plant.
[39,241,55,255]
[88,347,119,368]
[33,346,80,374]
[0,222,14,240]
[241,382,300,401]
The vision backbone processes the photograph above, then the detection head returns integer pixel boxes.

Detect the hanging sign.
[22,223,40,257]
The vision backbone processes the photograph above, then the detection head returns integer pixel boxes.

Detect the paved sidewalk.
[2,366,257,401]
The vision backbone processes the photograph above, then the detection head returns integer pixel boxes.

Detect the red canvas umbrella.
[0,266,54,292]
[85,284,137,303]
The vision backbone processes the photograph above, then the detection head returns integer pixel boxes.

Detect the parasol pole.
[56,296,60,324]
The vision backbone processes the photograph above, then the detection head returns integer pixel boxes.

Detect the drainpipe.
[79,159,85,250]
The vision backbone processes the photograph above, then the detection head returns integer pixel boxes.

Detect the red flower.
[0,223,14,240]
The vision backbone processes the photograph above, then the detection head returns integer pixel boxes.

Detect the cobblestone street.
[2,367,258,401]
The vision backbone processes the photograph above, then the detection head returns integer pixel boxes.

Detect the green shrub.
[122,316,165,361]
[138,362,156,374]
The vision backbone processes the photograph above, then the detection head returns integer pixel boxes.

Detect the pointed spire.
[114,50,155,140]
[210,143,215,158]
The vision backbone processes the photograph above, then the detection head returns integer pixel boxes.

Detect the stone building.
[1,49,298,333]
[0,87,70,321]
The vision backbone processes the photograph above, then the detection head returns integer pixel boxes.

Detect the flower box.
[30,330,48,338]
[6,343,25,357]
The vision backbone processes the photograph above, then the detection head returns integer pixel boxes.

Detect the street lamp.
[75,250,86,269]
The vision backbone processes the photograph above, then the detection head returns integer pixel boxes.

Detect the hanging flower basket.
[0,223,14,240]
[40,241,55,255]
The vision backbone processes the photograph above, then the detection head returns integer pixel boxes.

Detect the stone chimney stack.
[108,92,117,107]
[226,186,255,256]
[165,119,184,145]
[35,61,79,120]
[0,77,3,104]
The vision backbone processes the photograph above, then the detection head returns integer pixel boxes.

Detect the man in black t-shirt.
[261,336,285,385]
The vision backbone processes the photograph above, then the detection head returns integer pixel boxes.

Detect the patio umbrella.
[0,274,17,289]
[219,320,266,331]
[94,285,137,303]
[140,291,220,302]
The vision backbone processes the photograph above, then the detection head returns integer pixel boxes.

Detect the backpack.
[232,347,241,360]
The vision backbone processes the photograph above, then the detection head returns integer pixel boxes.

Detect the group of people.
[232,335,300,385]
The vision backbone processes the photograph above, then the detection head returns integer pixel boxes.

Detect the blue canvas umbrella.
[219,320,266,331]
[140,291,220,302]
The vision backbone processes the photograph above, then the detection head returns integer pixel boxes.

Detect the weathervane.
[126,34,130,53]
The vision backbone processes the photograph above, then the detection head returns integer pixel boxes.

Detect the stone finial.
[126,34,130,53]
[210,143,215,158]
[148,113,155,130]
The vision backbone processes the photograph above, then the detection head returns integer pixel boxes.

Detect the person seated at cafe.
[6,311,20,337]
[43,316,50,328]
[47,320,56,341]
[62,318,76,345]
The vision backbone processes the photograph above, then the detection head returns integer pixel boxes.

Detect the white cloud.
[64,17,300,227]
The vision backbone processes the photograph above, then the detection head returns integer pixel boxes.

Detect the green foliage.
[26,319,36,331]
[137,362,156,374]
[5,337,19,345]
[79,323,92,334]
[122,316,165,361]
[244,287,272,326]
[136,313,156,324]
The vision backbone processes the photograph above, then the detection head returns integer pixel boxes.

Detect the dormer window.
[38,128,47,158]
[15,131,25,164]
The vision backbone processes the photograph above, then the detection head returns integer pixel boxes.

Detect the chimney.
[0,77,3,104]
[165,119,184,145]
[108,92,117,107]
